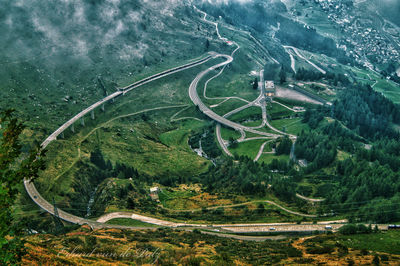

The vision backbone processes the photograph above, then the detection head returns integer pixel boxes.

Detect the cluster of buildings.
[265,80,275,97]
[149,186,161,202]
[313,0,400,70]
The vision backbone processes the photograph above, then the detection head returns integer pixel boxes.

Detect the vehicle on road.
[388,225,400,230]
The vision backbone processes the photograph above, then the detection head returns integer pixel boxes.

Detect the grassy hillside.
[22,226,400,265]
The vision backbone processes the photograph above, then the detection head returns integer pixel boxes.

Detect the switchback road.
[188,53,281,138]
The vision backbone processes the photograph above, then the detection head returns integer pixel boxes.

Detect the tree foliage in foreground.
[0,110,45,264]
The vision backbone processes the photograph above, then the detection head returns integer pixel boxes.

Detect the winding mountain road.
[284,46,326,74]
[188,54,281,138]
[24,51,302,231]
[24,7,340,235]
[195,8,295,159]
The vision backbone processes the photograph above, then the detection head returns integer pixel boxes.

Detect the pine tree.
[253,77,258,89]
[279,68,286,84]
[205,39,210,50]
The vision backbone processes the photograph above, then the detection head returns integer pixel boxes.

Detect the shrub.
[380,254,389,262]
[184,256,203,266]
[295,258,314,264]
[339,224,369,235]
[286,246,302,257]
[306,245,334,254]
[339,224,358,235]
[360,249,369,255]
[85,235,97,247]
[63,236,84,246]
[192,229,201,234]
[372,255,380,265]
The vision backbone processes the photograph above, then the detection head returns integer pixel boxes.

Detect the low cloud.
[0,0,189,62]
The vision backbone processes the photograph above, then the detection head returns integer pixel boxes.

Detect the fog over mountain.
[0,0,282,64]
[0,0,188,62]
[0,0,217,130]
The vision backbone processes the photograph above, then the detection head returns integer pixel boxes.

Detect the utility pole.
[52,197,64,235]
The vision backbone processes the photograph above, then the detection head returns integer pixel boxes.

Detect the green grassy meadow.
[106,218,158,227]
[230,139,269,159]
[270,117,309,135]
[348,66,400,104]
[259,154,290,164]
[211,98,248,116]
[220,126,242,140]
[229,106,262,122]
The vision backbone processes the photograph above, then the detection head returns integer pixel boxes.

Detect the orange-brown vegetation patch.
[188,193,232,208]
[286,235,400,265]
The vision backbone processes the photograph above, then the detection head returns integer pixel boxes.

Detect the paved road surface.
[265,200,316,218]
[41,91,123,148]
[254,140,273,162]
[122,55,213,94]
[95,209,366,233]
[238,137,273,143]
[215,124,233,156]
[24,51,292,231]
